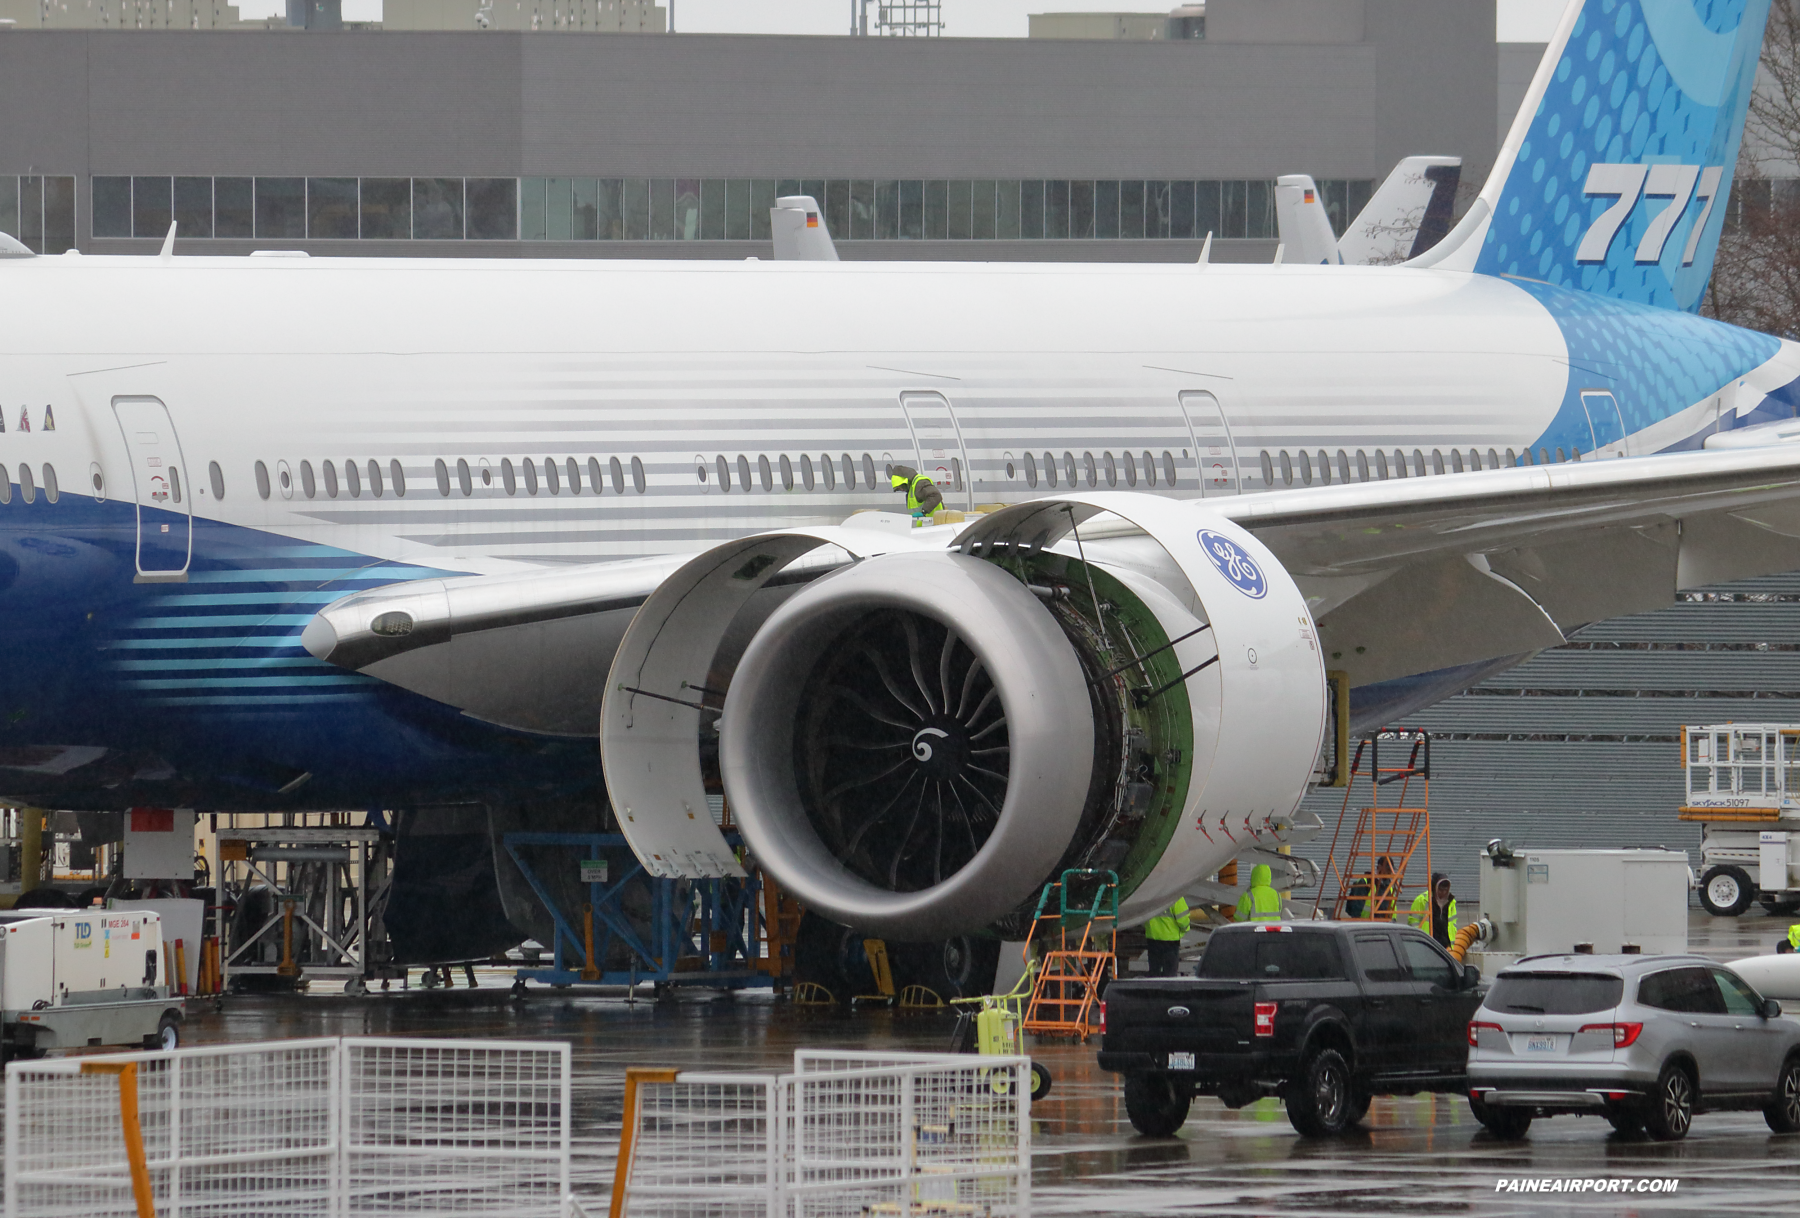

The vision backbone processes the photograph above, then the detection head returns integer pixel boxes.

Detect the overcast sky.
[282,0,1568,41]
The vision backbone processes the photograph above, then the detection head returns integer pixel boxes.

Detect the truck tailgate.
[1103,979,1255,1053]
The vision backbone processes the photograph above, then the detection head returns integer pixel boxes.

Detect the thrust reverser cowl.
[597,496,1327,939]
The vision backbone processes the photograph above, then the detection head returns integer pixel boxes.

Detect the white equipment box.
[1475,847,1689,973]
[123,807,197,880]
[0,907,183,1058]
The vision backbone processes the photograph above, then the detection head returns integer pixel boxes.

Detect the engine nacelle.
[598,495,1327,939]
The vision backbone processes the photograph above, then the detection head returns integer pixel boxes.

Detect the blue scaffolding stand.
[502,831,774,992]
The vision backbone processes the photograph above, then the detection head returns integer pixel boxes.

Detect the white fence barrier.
[616,1050,1030,1218]
[5,1036,572,1218]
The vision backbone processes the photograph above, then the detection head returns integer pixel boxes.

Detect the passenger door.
[1711,966,1789,1096]
[1640,965,1741,1096]
[1350,932,1412,1077]
[1179,390,1240,497]
[111,396,192,582]
[899,392,970,510]
[1397,932,1473,1074]
[1579,390,1630,459]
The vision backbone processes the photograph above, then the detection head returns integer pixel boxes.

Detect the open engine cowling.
[598,494,1328,939]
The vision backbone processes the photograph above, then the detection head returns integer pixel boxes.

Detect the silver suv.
[1465,954,1800,1140]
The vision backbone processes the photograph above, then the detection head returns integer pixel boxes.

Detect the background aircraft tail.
[1416,0,1772,313]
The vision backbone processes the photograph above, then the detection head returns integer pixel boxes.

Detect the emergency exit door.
[900,392,971,509]
[112,397,192,581]
[1179,390,1241,495]
[1580,390,1630,458]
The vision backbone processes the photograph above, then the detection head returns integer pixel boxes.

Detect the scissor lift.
[1313,729,1432,922]
[1021,868,1117,1041]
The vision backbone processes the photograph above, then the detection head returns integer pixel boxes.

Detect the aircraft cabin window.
[346,460,363,498]
[169,465,182,503]
[1121,451,1135,486]
[737,455,751,492]
[566,458,582,492]
[1045,452,1059,488]
[544,457,559,495]
[1412,450,1426,477]
[1023,452,1038,487]
[757,455,772,492]
[820,453,835,490]
[840,454,856,488]
[368,459,384,498]
[1374,450,1388,479]
[1063,452,1077,485]
[208,461,225,500]
[716,455,731,490]
[1337,450,1351,483]
[1487,448,1499,469]
[457,459,474,496]
[1538,447,1550,465]
[1083,452,1097,487]
[800,454,814,490]
[0,472,10,505]
[1467,448,1481,471]
[435,459,451,496]
[1260,450,1275,486]
[277,463,292,498]
[92,464,106,500]
[1555,447,1567,463]
[302,460,318,499]
[41,464,57,504]
[631,456,646,493]
[1162,451,1177,486]
[612,456,627,494]
[1316,450,1331,485]
[951,457,963,490]
[1355,450,1369,481]
[501,458,517,495]
[590,457,606,494]
[1450,449,1464,474]
[1504,448,1516,466]
[322,460,338,498]
[523,458,538,496]
[1140,450,1154,487]
[255,460,271,500]
[1103,452,1118,487]
[1005,456,1016,480]
[391,459,407,496]
[779,454,794,491]
[1298,450,1312,485]
[863,453,877,488]
[1279,450,1293,486]
[17,464,33,504]
[1432,450,1445,476]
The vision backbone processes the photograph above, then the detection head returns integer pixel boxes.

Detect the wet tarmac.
[124,908,1800,1214]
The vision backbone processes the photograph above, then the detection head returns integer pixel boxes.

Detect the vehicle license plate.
[1526,1035,1557,1053]
[1168,1052,1196,1070]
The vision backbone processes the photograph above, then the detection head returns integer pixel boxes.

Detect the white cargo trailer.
[1683,724,1800,915]
[0,907,184,1059]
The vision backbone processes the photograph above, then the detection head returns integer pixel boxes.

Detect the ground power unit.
[0,908,184,1059]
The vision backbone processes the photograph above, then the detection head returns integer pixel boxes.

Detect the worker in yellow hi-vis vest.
[1143,898,1191,977]
[1233,863,1283,922]
[1408,873,1459,946]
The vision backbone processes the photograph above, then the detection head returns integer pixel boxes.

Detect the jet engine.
[599,494,1327,939]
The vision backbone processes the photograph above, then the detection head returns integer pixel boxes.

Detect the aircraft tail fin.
[1414,0,1772,313]
[1338,156,1462,265]
[770,195,840,262]
[1273,175,1342,264]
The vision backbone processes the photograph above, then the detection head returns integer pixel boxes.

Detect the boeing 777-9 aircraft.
[0,0,1793,967]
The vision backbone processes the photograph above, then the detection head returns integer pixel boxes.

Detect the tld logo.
[72,921,92,948]
[1578,163,1724,267]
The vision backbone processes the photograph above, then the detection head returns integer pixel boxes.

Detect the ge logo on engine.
[912,726,949,762]
[1197,530,1267,599]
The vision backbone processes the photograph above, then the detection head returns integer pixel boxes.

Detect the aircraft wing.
[1197,445,1800,687]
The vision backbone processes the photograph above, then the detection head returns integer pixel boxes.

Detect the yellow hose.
[1448,923,1482,962]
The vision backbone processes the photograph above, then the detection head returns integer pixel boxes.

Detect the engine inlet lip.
[720,552,1096,940]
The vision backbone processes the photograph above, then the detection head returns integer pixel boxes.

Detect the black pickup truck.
[1098,921,1485,1136]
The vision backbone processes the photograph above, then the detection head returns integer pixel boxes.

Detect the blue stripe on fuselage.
[0,493,600,811]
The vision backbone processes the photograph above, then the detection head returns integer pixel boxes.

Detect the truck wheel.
[1469,1095,1531,1140]
[1700,866,1756,917]
[156,1014,181,1052]
[1285,1047,1353,1136]
[1765,1055,1800,1134]
[1123,1073,1190,1137]
[1643,1061,1695,1141]
[1346,1088,1372,1127]
[1030,1062,1053,1102]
